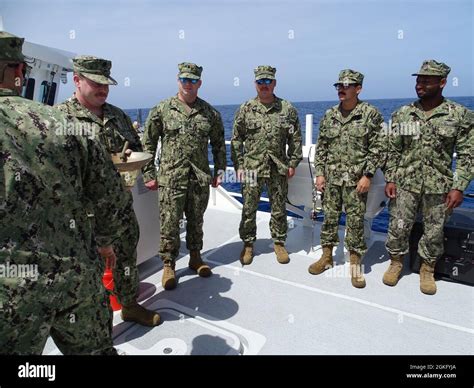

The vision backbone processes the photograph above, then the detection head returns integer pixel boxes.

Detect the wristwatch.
[363,172,374,178]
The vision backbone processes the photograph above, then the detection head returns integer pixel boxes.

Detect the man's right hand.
[315,175,326,192]
[385,182,396,199]
[145,179,158,191]
[98,245,116,269]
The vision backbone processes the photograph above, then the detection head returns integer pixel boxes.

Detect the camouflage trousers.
[111,193,140,306]
[320,182,367,256]
[92,191,140,307]
[240,174,288,244]
[0,268,116,355]
[159,179,210,262]
[386,188,451,264]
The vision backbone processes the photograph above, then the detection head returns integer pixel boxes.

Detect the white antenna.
[0,15,4,31]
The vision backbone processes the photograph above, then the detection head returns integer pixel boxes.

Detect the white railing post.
[305,114,313,147]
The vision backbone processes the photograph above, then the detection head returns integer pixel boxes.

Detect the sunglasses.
[256,79,273,85]
[179,77,199,84]
[334,83,357,90]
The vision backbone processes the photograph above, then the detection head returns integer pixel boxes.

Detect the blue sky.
[1,0,472,108]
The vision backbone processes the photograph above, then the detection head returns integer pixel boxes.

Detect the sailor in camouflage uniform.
[142,63,226,290]
[308,69,384,288]
[231,66,303,265]
[0,32,129,354]
[55,56,160,326]
[383,60,473,295]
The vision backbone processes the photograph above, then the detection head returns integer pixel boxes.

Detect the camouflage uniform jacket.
[0,88,128,273]
[314,101,384,186]
[384,99,473,194]
[56,95,142,187]
[142,95,226,188]
[231,96,303,177]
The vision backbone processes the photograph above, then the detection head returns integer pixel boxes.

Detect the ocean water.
[125,96,473,233]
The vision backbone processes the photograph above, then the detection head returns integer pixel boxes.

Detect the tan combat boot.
[162,260,177,290]
[189,250,212,277]
[274,243,290,264]
[239,243,254,265]
[349,251,366,288]
[121,301,161,327]
[420,262,437,295]
[382,255,404,286]
[308,246,333,275]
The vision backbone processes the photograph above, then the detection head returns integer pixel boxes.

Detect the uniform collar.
[253,95,282,113]
[102,102,117,125]
[170,94,205,115]
[334,100,364,123]
[68,94,116,125]
[412,98,450,119]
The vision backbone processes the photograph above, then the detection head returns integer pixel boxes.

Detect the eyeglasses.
[179,78,199,84]
[256,79,273,85]
[334,83,357,90]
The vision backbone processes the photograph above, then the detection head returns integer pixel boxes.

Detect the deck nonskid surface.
[43,207,473,355]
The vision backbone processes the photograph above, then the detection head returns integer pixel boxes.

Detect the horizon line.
[122,95,474,111]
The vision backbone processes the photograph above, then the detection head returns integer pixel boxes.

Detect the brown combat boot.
[274,243,290,264]
[121,301,161,327]
[189,250,212,277]
[239,243,254,265]
[382,255,404,286]
[162,260,177,290]
[349,251,366,288]
[420,262,437,295]
[308,246,333,275]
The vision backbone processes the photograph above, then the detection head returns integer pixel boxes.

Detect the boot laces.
[388,261,402,273]
[164,262,175,272]
[421,270,433,281]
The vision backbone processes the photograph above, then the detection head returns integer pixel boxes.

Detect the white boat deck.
[43,187,474,355]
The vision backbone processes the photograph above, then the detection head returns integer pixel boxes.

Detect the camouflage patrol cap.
[412,59,451,78]
[254,65,276,80]
[334,69,364,86]
[0,31,25,62]
[178,62,203,79]
[73,55,118,85]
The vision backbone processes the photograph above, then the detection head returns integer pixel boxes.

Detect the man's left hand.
[212,175,223,188]
[98,245,117,269]
[287,167,296,179]
[445,189,463,209]
[356,176,371,194]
